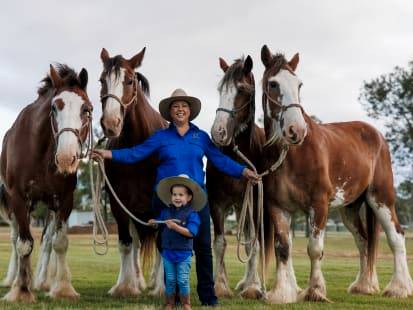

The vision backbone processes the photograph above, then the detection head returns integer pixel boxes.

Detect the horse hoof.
[298,287,331,302]
[109,283,140,297]
[48,282,80,300]
[265,288,298,304]
[148,286,164,297]
[240,284,264,300]
[34,281,50,292]
[3,286,36,303]
[348,280,380,295]
[382,279,413,298]
[214,281,233,298]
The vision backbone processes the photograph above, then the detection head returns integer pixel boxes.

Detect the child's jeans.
[163,255,192,296]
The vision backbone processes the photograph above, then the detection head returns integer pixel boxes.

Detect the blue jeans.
[152,193,218,305]
[163,256,191,296]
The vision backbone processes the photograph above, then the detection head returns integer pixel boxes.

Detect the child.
[149,174,206,310]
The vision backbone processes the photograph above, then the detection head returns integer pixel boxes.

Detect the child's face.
[171,186,192,208]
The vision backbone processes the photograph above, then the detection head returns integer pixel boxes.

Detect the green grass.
[1,228,413,309]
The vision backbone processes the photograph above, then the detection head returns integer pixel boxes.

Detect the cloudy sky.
[1,1,412,178]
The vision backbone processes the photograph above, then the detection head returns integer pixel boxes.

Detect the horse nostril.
[55,155,59,166]
[71,156,76,165]
[116,118,121,127]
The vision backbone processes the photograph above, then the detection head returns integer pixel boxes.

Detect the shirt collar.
[168,122,199,132]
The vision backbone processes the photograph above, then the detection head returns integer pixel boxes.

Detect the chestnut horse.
[260,45,413,304]
[0,64,92,302]
[99,48,167,296]
[208,56,265,299]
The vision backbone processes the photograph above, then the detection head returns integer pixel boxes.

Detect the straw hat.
[159,88,201,122]
[156,174,207,211]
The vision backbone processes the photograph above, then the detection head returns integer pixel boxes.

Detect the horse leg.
[109,215,140,297]
[34,211,56,291]
[236,212,262,300]
[1,215,18,287]
[148,250,165,297]
[367,196,413,297]
[3,195,36,303]
[339,203,380,295]
[211,203,233,298]
[47,197,79,300]
[266,207,300,304]
[130,222,147,291]
[299,206,330,302]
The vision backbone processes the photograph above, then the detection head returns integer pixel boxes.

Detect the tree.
[359,61,413,172]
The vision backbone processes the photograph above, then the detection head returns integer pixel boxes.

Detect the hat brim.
[159,96,201,122]
[156,176,207,211]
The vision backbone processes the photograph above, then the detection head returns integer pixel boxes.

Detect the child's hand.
[148,219,158,228]
[165,220,178,230]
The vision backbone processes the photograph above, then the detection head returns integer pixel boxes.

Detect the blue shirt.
[157,205,201,263]
[111,123,245,187]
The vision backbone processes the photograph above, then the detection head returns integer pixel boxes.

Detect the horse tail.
[263,205,274,270]
[137,224,156,274]
[365,201,379,276]
[0,182,10,224]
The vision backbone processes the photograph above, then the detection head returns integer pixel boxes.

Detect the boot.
[165,294,175,310]
[179,294,191,310]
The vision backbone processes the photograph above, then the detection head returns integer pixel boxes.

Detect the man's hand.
[91,149,112,160]
[242,168,260,185]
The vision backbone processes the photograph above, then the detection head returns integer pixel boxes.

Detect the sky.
[1,0,412,179]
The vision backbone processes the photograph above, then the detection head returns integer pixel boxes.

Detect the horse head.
[99,47,148,138]
[261,45,307,146]
[49,64,92,174]
[212,55,255,146]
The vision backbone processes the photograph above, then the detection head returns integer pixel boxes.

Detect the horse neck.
[121,89,164,146]
[33,92,56,155]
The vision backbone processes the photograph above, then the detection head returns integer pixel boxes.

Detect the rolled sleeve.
[186,212,201,237]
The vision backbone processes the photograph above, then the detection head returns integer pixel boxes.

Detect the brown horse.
[0,64,92,302]
[260,45,413,304]
[208,56,265,299]
[99,48,167,296]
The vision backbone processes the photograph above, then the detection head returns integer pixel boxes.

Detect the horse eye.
[99,78,105,84]
[299,83,303,89]
[51,104,57,113]
[82,106,91,114]
[126,79,133,85]
[269,81,278,89]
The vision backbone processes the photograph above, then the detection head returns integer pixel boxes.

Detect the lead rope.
[232,143,289,296]
[90,145,181,255]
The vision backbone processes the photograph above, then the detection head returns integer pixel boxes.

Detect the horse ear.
[49,65,63,89]
[78,68,88,90]
[100,48,110,62]
[219,57,229,72]
[243,55,253,75]
[129,47,146,69]
[288,53,299,71]
[261,45,272,68]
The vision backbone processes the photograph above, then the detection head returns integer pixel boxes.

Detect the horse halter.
[263,86,304,121]
[49,108,93,160]
[100,75,138,109]
[216,90,254,119]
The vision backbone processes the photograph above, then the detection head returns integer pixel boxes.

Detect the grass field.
[1,228,413,309]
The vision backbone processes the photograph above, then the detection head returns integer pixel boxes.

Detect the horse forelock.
[38,64,83,96]
[262,53,287,89]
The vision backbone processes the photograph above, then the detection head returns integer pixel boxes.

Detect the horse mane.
[219,57,247,92]
[38,64,82,96]
[136,72,150,97]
